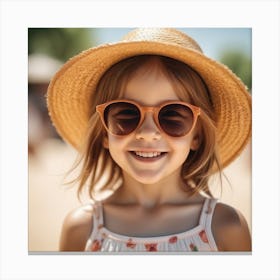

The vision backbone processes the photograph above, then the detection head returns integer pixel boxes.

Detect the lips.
[129,150,167,161]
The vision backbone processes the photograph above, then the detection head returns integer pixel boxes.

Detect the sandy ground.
[28,139,251,252]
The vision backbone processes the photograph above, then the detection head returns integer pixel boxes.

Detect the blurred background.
[28,28,252,252]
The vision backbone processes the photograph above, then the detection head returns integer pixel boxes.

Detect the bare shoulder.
[59,203,94,251]
[211,202,252,252]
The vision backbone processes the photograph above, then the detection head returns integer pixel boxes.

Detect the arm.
[211,203,252,252]
[59,204,94,251]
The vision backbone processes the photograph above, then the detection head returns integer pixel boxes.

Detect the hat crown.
[122,28,203,53]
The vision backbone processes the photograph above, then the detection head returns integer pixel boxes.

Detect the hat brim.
[47,41,251,168]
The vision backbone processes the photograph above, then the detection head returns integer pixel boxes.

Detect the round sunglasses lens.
[159,104,194,137]
[104,102,141,135]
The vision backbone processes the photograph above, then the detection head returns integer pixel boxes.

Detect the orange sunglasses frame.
[96,99,201,137]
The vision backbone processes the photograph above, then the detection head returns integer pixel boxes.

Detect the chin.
[128,171,168,185]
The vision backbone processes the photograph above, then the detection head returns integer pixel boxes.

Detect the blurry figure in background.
[28,29,95,252]
[28,28,94,157]
[47,28,252,252]
[28,54,63,157]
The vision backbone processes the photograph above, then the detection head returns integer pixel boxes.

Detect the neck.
[113,170,192,208]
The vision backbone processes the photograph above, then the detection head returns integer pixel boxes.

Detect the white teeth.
[134,151,162,158]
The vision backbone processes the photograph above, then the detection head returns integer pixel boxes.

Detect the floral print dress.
[84,198,218,252]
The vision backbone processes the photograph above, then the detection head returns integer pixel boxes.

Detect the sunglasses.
[96,100,201,137]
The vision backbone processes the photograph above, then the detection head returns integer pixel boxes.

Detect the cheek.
[172,136,193,150]
[170,136,194,161]
[108,134,125,146]
[106,135,134,171]
[107,135,128,157]
[177,142,192,159]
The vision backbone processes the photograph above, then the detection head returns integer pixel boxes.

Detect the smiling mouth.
[130,151,167,160]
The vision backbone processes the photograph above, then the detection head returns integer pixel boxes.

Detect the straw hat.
[47,28,251,168]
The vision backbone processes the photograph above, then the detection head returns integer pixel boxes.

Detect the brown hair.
[74,55,222,199]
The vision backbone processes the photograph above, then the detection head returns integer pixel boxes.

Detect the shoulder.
[211,201,252,252]
[59,203,95,251]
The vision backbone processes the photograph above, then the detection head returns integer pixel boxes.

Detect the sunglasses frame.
[96,99,201,137]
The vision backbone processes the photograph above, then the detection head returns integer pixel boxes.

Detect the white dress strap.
[84,200,104,251]
[199,198,218,250]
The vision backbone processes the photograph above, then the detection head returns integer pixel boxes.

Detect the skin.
[60,200,252,251]
[59,59,251,252]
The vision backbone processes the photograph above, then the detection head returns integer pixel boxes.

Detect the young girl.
[47,28,252,252]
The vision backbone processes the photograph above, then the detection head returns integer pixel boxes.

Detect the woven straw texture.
[47,28,251,168]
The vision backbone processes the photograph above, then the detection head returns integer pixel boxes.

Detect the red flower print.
[91,239,101,251]
[189,243,198,251]
[145,243,158,252]
[168,236,178,244]
[126,238,136,249]
[199,230,209,243]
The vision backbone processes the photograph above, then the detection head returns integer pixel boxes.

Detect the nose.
[135,112,161,141]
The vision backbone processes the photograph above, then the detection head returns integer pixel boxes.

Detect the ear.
[190,134,200,151]
[102,135,109,149]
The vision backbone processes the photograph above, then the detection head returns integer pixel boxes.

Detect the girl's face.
[104,62,200,185]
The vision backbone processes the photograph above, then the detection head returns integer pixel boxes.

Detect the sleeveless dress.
[84,198,218,252]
